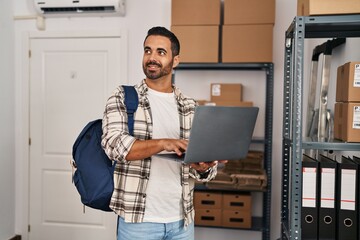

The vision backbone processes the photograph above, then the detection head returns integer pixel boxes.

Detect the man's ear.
[172,55,180,68]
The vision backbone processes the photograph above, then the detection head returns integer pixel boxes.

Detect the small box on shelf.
[194,192,222,209]
[222,210,252,229]
[195,209,222,226]
[222,193,252,211]
[334,102,360,142]
[336,62,360,102]
[211,83,242,102]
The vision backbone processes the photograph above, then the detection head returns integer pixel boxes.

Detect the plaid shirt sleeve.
[101,86,136,162]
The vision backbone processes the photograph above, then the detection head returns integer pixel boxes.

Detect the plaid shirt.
[101,80,217,226]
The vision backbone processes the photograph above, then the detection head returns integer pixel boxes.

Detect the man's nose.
[148,52,157,61]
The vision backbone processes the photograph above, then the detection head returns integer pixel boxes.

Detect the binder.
[301,154,319,240]
[351,155,360,240]
[318,154,338,240]
[337,155,359,240]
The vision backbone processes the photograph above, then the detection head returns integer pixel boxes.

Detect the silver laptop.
[159,106,258,163]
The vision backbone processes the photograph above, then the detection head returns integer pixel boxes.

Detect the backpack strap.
[122,85,139,136]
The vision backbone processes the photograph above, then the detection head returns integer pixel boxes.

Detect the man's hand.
[190,160,228,173]
[161,139,188,156]
[126,139,188,160]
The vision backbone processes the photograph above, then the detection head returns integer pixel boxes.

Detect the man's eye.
[159,51,166,56]
[145,50,151,54]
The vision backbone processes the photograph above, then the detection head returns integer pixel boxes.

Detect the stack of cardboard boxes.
[222,0,274,63]
[194,191,252,229]
[171,0,275,63]
[334,62,360,142]
[171,0,220,63]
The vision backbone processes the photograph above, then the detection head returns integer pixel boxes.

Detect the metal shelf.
[286,14,360,38]
[174,62,273,71]
[302,139,360,150]
[195,183,267,193]
[173,62,273,240]
[281,14,360,240]
[283,137,360,151]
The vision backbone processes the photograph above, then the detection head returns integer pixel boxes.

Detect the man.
[102,26,223,240]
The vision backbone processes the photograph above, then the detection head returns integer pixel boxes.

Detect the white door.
[29,33,127,240]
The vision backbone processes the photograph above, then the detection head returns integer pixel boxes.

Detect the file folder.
[351,155,360,240]
[337,156,358,240]
[318,154,338,240]
[301,154,319,240]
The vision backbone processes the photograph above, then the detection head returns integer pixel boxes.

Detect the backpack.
[71,85,138,212]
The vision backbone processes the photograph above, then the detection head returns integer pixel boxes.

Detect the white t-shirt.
[143,87,183,223]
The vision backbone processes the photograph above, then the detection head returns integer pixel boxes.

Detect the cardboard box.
[334,103,360,142]
[222,193,252,211]
[224,0,275,24]
[297,0,360,16]
[171,26,219,63]
[195,209,222,226]
[210,83,242,102]
[194,192,222,209]
[171,0,221,25]
[196,100,209,106]
[336,62,360,102]
[222,210,252,228]
[222,25,273,63]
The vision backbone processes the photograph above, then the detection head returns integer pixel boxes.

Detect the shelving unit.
[281,15,360,240]
[173,62,274,240]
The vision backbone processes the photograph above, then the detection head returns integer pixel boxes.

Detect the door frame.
[17,30,127,240]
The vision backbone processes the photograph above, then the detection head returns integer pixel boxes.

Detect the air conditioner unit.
[34,0,126,16]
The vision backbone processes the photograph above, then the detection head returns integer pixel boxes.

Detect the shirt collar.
[138,79,183,99]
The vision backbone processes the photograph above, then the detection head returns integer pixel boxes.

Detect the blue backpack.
[72,85,138,211]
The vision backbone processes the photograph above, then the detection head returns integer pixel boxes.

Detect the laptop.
[158,106,258,163]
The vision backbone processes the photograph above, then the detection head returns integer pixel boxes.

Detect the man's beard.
[143,59,173,80]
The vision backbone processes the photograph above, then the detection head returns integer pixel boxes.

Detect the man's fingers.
[218,160,228,164]
[162,139,188,154]
[177,139,188,152]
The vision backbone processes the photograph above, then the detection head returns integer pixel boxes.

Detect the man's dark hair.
[144,26,180,57]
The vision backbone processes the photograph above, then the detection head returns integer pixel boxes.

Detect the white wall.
[13,0,173,237]
[0,0,15,239]
[11,1,360,240]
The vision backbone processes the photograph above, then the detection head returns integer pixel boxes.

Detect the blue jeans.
[117,217,194,240]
